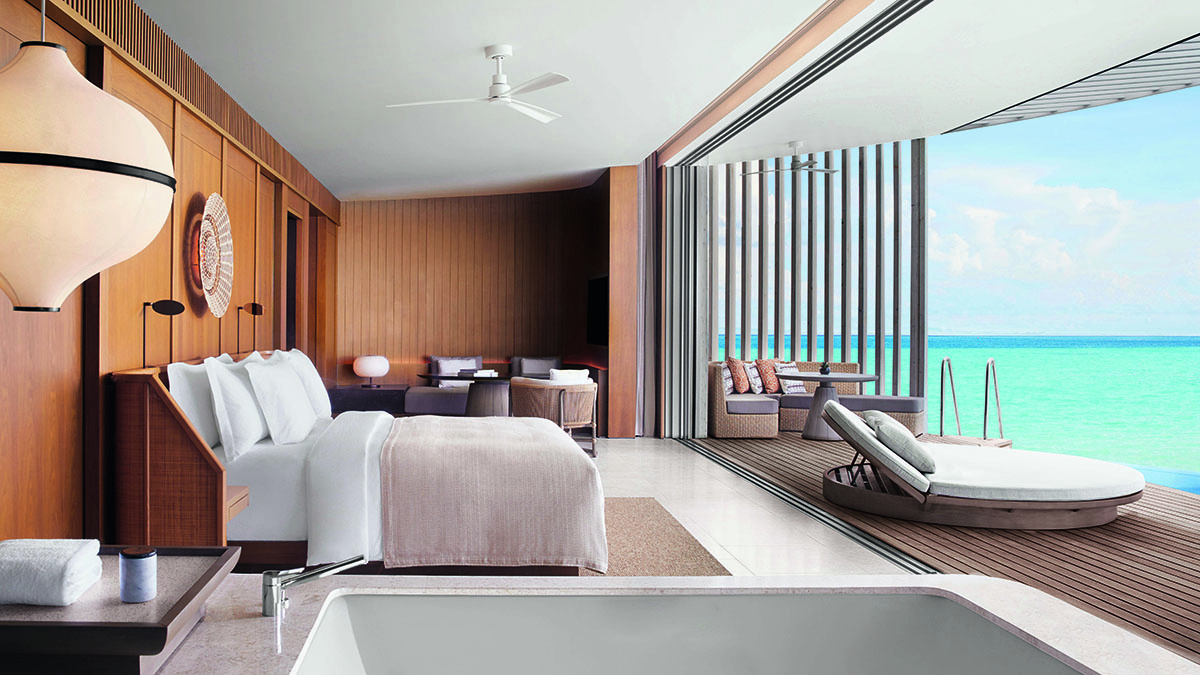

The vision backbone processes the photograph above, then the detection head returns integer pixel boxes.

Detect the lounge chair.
[820,401,1144,529]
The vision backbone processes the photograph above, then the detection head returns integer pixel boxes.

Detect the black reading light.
[142,299,184,368]
[237,302,264,353]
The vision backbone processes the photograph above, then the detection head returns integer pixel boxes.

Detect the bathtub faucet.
[262,554,366,618]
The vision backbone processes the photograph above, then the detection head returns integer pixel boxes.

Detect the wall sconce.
[142,299,183,368]
[236,302,264,353]
[353,355,389,388]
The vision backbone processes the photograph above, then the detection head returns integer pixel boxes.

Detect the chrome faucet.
[262,554,366,618]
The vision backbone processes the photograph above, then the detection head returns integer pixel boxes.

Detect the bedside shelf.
[226,485,248,523]
[329,384,408,416]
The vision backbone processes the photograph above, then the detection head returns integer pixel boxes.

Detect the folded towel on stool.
[0,539,102,606]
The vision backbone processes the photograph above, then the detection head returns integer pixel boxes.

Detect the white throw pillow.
[206,353,269,463]
[167,354,233,447]
[742,362,764,394]
[549,368,590,384]
[435,358,476,389]
[773,362,807,394]
[246,359,317,444]
[281,349,333,418]
[864,410,937,474]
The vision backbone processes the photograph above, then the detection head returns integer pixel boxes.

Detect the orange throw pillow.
[755,359,781,394]
[726,357,749,393]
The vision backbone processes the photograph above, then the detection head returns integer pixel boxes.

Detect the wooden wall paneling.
[255,172,277,351]
[172,105,224,361]
[220,139,258,355]
[608,166,639,438]
[0,0,84,539]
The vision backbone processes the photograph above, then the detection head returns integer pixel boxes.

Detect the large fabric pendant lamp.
[0,2,176,312]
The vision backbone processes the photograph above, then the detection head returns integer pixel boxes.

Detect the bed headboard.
[111,366,228,546]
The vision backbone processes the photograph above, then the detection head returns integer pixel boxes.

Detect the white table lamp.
[353,355,389,388]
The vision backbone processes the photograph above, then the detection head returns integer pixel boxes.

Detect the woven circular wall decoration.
[197,193,234,318]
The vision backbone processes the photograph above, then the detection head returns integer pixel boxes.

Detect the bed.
[111,350,608,575]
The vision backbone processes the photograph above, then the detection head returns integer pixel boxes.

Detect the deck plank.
[691,432,1200,664]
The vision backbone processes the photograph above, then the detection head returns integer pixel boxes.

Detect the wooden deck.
[690,432,1200,665]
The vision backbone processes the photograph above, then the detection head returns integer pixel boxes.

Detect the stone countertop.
[159,573,1199,675]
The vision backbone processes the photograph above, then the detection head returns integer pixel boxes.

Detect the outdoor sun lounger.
[820,401,1145,529]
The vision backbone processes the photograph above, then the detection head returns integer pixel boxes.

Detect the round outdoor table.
[418,374,512,417]
[776,372,880,441]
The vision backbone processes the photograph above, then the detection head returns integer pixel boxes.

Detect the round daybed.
[820,402,1145,530]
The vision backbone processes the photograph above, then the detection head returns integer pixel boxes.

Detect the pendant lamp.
[0,3,176,312]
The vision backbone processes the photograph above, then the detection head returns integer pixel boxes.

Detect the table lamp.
[353,355,389,388]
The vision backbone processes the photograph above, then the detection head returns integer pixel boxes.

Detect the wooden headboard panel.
[110,351,284,546]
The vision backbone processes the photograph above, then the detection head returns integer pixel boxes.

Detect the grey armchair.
[510,356,562,378]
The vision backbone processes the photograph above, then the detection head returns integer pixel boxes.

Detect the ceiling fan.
[741,142,838,175]
[386,44,568,124]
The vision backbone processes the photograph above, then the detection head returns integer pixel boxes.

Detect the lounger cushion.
[864,411,937,473]
[726,394,779,415]
[922,444,1145,502]
[824,401,930,493]
[780,394,925,413]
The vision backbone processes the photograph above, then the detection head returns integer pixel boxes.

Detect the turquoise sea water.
[716,335,1200,486]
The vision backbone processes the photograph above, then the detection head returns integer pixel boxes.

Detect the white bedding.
[218,417,333,541]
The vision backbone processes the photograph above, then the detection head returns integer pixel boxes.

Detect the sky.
[926,86,1200,336]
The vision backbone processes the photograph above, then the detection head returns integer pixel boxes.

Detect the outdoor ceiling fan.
[741,141,838,175]
[385,44,568,124]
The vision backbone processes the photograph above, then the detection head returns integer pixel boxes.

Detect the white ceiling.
[684,0,1200,165]
[132,0,826,200]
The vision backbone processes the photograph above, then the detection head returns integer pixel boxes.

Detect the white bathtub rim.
[287,574,1197,675]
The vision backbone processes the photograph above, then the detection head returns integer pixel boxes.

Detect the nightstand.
[328,384,408,415]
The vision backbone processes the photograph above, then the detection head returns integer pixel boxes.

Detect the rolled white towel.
[0,539,102,606]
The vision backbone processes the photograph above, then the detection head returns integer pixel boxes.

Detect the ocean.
[716,335,1200,492]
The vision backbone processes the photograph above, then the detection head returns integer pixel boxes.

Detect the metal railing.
[983,358,1004,439]
[939,357,961,436]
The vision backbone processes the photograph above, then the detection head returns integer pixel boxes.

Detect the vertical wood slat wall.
[709,139,928,398]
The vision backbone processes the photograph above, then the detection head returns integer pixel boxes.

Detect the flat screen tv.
[586,276,608,347]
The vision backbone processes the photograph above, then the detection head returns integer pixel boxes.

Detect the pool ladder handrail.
[983,358,1004,439]
[939,357,962,436]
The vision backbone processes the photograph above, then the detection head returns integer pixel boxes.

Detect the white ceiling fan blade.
[741,168,786,176]
[803,167,839,174]
[385,98,486,109]
[503,99,562,124]
[508,72,569,96]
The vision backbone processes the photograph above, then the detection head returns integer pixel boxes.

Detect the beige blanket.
[380,416,608,572]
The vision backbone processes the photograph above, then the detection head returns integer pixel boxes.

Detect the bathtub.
[288,577,1195,675]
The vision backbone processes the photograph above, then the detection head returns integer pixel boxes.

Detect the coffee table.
[776,372,880,441]
[418,373,512,417]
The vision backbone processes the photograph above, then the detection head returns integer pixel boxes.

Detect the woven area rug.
[585,497,729,577]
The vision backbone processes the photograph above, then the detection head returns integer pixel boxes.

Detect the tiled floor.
[594,436,908,576]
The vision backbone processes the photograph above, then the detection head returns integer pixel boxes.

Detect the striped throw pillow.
[743,362,764,394]
[755,359,781,394]
[726,357,750,393]
[720,363,735,395]
[774,362,808,394]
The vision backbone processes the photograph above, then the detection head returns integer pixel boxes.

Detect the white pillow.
[863,410,937,474]
[280,350,332,418]
[742,362,764,394]
[436,358,477,389]
[549,368,590,384]
[246,359,316,444]
[773,362,807,394]
[206,353,269,463]
[167,353,233,447]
